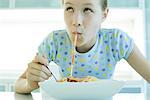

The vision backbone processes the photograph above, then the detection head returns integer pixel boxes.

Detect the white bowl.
[40,80,125,100]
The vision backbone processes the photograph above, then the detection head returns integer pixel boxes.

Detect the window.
[0,9,64,71]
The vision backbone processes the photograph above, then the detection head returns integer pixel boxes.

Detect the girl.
[15,0,150,93]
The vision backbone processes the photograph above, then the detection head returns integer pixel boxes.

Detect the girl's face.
[64,0,106,49]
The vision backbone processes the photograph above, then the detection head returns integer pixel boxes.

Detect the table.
[0,92,146,100]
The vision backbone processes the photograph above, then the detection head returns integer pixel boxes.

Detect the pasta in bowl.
[40,76,125,100]
[57,76,99,82]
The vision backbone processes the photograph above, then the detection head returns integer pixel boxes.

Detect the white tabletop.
[0,92,146,100]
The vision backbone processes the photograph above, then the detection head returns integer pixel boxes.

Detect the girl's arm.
[14,54,51,94]
[127,44,150,83]
[14,69,37,94]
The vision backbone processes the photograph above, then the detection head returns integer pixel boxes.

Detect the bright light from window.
[0,9,65,70]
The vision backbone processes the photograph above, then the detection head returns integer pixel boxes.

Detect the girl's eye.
[83,8,93,13]
[66,7,74,12]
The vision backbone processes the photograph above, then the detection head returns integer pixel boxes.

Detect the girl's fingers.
[28,73,45,82]
[29,62,51,76]
[29,68,49,79]
[41,65,52,77]
[28,62,52,78]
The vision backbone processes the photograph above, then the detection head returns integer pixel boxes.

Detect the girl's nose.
[72,13,83,27]
[73,23,81,27]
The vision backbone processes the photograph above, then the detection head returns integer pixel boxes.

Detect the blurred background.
[0,0,149,96]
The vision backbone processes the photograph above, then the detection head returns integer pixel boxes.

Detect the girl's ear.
[101,8,109,22]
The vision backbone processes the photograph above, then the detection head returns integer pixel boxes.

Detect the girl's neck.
[76,36,97,53]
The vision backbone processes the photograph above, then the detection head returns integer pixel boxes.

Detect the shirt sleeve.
[38,31,57,63]
[111,29,134,61]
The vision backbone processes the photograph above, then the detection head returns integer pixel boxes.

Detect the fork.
[46,66,58,81]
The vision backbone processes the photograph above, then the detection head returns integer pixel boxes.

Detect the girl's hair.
[62,0,108,11]
[101,0,108,11]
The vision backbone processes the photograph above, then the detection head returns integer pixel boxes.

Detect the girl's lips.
[71,32,81,42]
[71,31,83,42]
[72,32,82,35]
[77,32,82,35]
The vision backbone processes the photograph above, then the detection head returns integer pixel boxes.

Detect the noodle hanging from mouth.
[58,32,100,83]
[70,32,77,77]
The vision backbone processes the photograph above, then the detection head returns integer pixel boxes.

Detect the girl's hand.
[26,54,52,89]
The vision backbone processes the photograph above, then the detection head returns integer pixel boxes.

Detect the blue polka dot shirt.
[38,28,134,79]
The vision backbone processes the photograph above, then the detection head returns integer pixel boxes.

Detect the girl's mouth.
[71,31,83,43]
[72,32,82,36]
[76,32,82,35]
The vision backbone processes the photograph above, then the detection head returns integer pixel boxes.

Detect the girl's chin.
[76,42,84,47]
